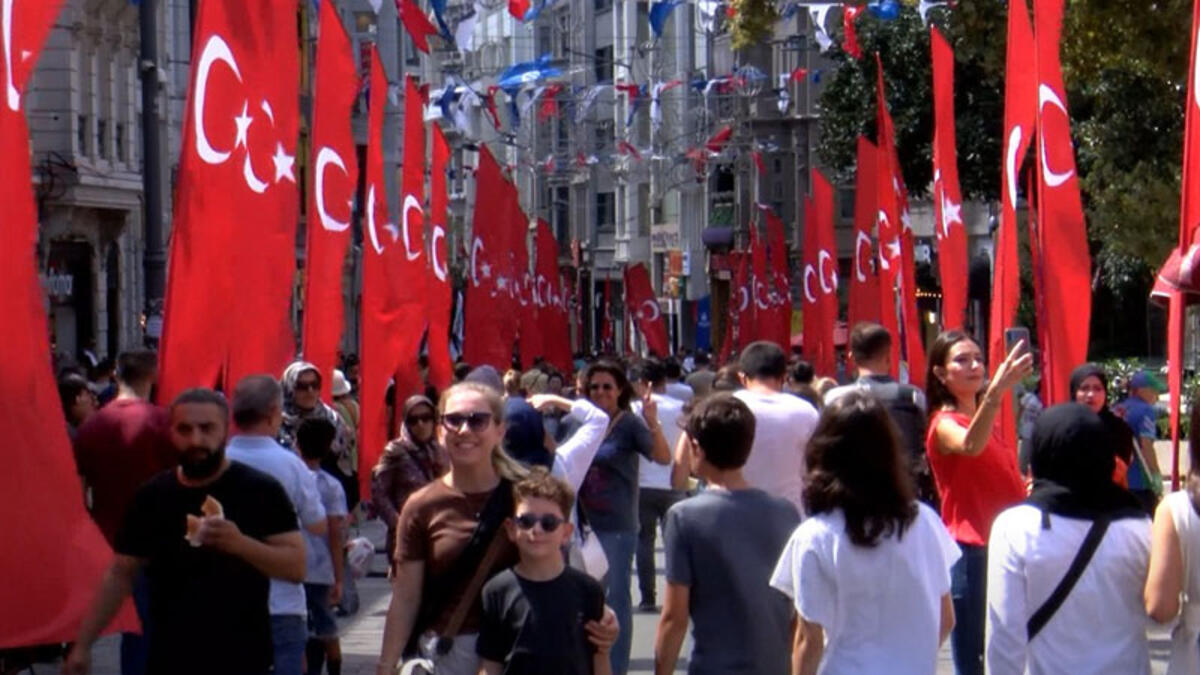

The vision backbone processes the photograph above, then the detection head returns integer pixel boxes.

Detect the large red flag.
[763,207,793,350]
[750,224,771,345]
[303,0,359,401]
[849,136,882,333]
[159,2,299,401]
[426,124,454,392]
[805,171,839,376]
[535,221,573,374]
[0,0,139,648]
[392,74,429,404]
[1033,0,1091,404]
[625,263,670,356]
[991,0,1036,454]
[465,145,516,368]
[731,250,753,353]
[506,186,530,366]
[931,26,968,332]
[359,53,426,496]
[518,222,543,370]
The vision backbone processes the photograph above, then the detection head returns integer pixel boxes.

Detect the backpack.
[850,377,939,510]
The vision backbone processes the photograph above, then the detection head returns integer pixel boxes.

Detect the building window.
[77,115,88,155]
[839,187,855,220]
[595,0,612,13]
[594,119,613,153]
[537,25,553,56]
[594,45,612,82]
[554,186,570,243]
[115,123,125,163]
[97,119,107,159]
[774,158,783,173]
[596,191,615,231]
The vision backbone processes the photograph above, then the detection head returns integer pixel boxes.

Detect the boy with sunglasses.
[477,468,611,675]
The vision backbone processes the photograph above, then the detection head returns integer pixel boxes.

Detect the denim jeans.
[270,614,307,675]
[119,569,151,675]
[597,529,637,675]
[950,543,987,675]
[636,488,682,606]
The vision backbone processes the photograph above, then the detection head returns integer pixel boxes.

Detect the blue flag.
[648,0,681,38]
[696,296,712,352]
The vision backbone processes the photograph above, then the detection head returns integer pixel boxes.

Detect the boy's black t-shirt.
[115,461,298,675]
[476,566,606,675]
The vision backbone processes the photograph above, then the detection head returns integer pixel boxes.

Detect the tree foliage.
[815,0,1193,355]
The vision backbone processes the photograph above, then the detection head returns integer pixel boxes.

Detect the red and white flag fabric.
[0,0,139,647]
[535,221,573,374]
[392,74,429,404]
[426,123,454,392]
[930,26,968,332]
[359,55,426,495]
[625,263,670,356]
[397,0,439,53]
[750,224,771,346]
[763,206,793,350]
[849,136,882,334]
[506,184,530,364]
[992,0,1036,452]
[464,145,518,369]
[158,1,300,401]
[729,250,753,355]
[803,170,839,377]
[1033,0,1091,404]
[303,0,359,401]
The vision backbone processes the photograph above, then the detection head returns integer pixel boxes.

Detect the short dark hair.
[231,375,283,428]
[512,466,574,517]
[116,350,158,387]
[170,388,230,419]
[694,351,711,366]
[629,358,666,387]
[664,358,683,380]
[453,361,473,382]
[803,391,916,547]
[849,322,892,365]
[58,373,91,413]
[684,393,756,469]
[790,360,815,385]
[712,365,743,392]
[297,417,337,461]
[584,360,634,411]
[739,341,787,380]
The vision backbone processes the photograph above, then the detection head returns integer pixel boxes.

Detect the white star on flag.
[234,102,253,148]
[497,276,508,291]
[481,261,491,279]
[272,143,295,183]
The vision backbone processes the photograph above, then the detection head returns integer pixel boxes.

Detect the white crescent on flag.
[431,225,448,282]
[193,35,242,165]
[641,299,661,322]
[803,265,818,304]
[854,230,872,283]
[401,194,424,261]
[314,147,351,232]
[1038,84,1075,188]
[1005,125,1023,210]
[470,237,485,286]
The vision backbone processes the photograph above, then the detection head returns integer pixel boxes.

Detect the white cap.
[331,369,352,397]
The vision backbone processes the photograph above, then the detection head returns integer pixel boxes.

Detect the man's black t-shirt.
[115,461,298,675]
[476,566,605,675]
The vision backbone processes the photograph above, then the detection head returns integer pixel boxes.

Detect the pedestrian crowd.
[48,322,1200,675]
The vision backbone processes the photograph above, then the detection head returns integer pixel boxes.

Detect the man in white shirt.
[630,358,685,612]
[733,341,819,515]
[663,358,694,403]
[225,375,327,675]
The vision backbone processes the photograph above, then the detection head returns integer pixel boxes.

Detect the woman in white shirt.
[770,391,960,674]
[1145,393,1200,673]
[987,403,1151,675]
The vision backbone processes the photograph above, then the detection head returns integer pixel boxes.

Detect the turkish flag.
[849,136,882,333]
[842,5,864,59]
[159,1,299,402]
[464,145,517,369]
[931,26,968,332]
[392,74,429,405]
[731,250,752,353]
[506,184,530,366]
[535,221,572,374]
[763,207,793,351]
[0,0,140,648]
[1033,0,1091,404]
[804,171,839,377]
[625,263,669,356]
[359,54,427,495]
[426,124,454,392]
[750,225,771,345]
[991,0,1036,452]
[303,0,359,402]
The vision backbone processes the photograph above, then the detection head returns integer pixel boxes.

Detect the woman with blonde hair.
[375,383,614,675]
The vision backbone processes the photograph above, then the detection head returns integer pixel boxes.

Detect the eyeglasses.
[407,413,436,426]
[589,382,616,392]
[294,381,320,392]
[441,411,494,433]
[514,513,564,532]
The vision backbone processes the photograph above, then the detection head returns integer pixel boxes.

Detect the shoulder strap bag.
[1026,518,1110,640]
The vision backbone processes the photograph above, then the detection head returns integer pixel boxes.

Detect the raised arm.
[638,390,671,465]
[529,394,609,492]
[934,342,1032,457]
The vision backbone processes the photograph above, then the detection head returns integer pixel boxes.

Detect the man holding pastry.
[65,388,306,675]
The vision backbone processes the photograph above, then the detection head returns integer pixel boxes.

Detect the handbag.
[566,411,627,582]
[1026,518,1110,640]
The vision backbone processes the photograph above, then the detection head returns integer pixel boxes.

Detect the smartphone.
[1004,326,1030,354]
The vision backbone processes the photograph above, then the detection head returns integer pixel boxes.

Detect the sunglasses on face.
[407,413,436,426]
[441,411,494,433]
[514,513,564,532]
[294,380,320,392]
[589,382,616,392]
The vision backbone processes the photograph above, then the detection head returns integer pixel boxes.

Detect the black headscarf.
[1068,363,1135,464]
[1025,403,1146,521]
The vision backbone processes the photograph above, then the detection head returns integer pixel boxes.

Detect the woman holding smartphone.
[924,331,1032,675]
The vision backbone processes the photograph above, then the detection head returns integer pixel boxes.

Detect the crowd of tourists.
[49,322,1200,674]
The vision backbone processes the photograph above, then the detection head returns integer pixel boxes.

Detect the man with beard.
[65,388,305,675]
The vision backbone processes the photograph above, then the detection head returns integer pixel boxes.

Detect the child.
[296,418,348,675]
[477,468,611,675]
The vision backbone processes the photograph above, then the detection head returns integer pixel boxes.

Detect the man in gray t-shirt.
[655,393,801,674]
